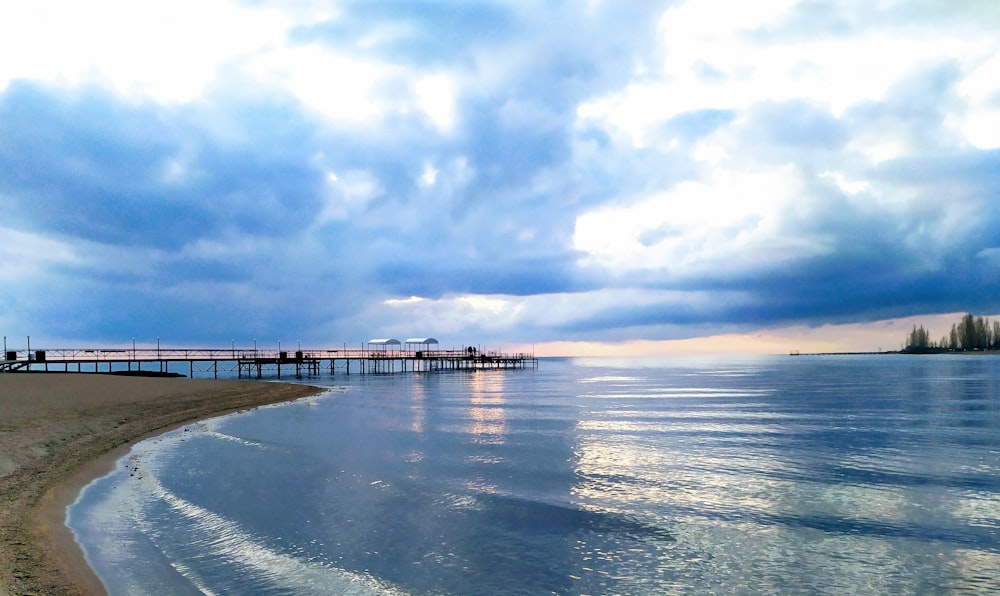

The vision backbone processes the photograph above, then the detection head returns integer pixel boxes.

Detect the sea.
[67,355,1000,594]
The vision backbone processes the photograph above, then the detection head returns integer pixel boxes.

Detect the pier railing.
[1,347,535,361]
[1,346,538,378]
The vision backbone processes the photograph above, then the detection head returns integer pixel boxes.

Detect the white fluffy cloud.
[0,0,290,101]
[573,165,824,275]
[577,0,999,154]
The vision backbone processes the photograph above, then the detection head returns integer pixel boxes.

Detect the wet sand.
[0,373,322,595]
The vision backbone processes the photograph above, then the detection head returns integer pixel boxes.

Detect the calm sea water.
[68,355,1000,594]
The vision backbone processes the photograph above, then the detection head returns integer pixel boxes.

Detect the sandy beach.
[0,372,322,595]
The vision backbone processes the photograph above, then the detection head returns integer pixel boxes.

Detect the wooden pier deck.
[0,346,538,379]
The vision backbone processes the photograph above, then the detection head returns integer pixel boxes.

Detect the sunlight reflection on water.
[567,356,1000,594]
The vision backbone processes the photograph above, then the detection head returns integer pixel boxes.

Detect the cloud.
[1,0,999,353]
[287,1,519,66]
[0,0,290,102]
[0,82,325,249]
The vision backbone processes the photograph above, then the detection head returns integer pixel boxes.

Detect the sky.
[2,1,1000,356]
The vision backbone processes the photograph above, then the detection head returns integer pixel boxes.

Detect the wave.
[466,492,675,543]
[139,475,400,595]
[73,422,404,596]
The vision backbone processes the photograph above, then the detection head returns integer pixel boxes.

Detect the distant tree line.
[904,313,1000,353]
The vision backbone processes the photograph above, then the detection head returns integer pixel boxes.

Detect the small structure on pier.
[367,338,402,353]
[405,337,439,354]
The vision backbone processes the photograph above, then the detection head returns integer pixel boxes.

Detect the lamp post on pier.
[132,338,136,361]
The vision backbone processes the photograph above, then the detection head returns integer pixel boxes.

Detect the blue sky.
[2,1,999,355]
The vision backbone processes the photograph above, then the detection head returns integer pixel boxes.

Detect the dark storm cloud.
[0,81,325,249]
[374,253,596,298]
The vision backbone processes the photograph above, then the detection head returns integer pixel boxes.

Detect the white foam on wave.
[143,475,396,595]
[581,387,772,399]
[579,375,643,383]
[69,440,200,595]
[203,430,266,448]
[436,492,483,511]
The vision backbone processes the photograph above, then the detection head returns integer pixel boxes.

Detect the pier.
[0,343,538,379]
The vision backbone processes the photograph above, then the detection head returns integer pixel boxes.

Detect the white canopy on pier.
[368,338,401,351]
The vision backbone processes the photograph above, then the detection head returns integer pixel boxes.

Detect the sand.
[0,372,322,595]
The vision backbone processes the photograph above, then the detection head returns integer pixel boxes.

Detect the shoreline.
[0,372,323,595]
